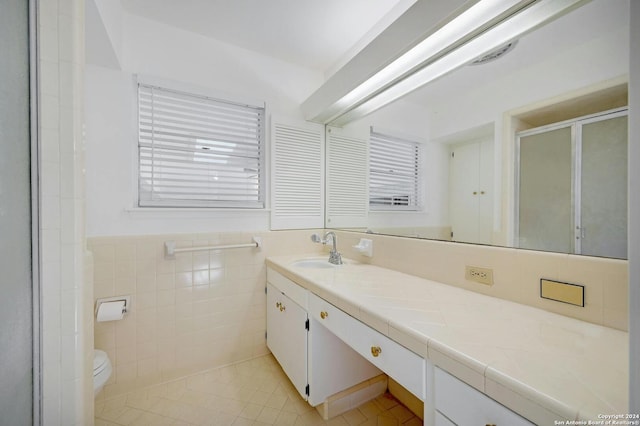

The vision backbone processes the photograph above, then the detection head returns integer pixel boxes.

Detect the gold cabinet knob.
[320,311,328,319]
[473,191,477,195]
[275,302,281,308]
[279,305,286,312]
[371,346,382,357]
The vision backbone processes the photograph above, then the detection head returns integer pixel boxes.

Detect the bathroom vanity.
[266,271,382,406]
[265,255,628,426]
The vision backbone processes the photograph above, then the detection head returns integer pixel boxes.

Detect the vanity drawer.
[309,292,355,344]
[349,317,425,400]
[309,293,425,400]
[435,367,533,426]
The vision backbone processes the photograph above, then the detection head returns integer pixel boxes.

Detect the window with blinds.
[138,83,265,208]
[369,131,421,210]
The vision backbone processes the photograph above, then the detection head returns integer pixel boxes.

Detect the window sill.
[124,207,271,220]
[369,209,424,213]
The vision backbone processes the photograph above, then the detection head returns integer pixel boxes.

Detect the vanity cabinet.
[266,269,382,406]
[266,282,308,399]
[434,367,533,426]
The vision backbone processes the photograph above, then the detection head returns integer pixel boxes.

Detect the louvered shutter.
[271,120,324,230]
[138,83,265,208]
[369,131,421,210]
[326,129,369,228]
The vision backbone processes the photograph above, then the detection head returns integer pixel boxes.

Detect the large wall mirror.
[325,0,629,259]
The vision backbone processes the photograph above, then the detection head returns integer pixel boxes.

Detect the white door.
[266,283,309,400]
[449,138,494,244]
[478,139,494,244]
[449,142,480,243]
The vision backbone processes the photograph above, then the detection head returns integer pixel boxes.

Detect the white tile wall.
[39,0,91,424]
[89,230,323,399]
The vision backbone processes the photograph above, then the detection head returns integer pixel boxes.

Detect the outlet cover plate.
[465,266,494,285]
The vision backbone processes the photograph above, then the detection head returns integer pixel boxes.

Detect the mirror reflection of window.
[369,131,422,211]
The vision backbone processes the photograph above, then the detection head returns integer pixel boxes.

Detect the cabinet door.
[266,283,308,400]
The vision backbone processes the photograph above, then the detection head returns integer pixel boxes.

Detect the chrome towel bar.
[165,236,262,257]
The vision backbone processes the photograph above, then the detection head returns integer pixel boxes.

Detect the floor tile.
[95,354,423,426]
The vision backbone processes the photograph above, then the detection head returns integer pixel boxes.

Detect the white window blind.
[369,131,421,210]
[138,83,265,208]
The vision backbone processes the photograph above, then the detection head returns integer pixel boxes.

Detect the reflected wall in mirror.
[326,0,630,259]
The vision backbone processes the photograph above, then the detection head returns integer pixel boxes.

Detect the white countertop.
[266,255,629,425]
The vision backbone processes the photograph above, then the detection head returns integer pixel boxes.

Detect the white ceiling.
[120,0,412,73]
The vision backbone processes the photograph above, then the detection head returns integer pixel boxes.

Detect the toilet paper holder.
[95,296,131,319]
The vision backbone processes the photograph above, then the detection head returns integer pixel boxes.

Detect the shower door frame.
[29,0,42,423]
[514,106,628,257]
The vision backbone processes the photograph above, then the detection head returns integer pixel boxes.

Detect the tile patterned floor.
[95,354,423,426]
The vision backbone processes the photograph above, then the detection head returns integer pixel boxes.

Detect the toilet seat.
[93,349,109,375]
[93,349,112,395]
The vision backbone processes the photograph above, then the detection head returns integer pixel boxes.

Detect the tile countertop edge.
[485,366,579,423]
[265,255,627,423]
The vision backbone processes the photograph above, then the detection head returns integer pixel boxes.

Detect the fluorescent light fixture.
[319,0,534,123]
[330,0,588,126]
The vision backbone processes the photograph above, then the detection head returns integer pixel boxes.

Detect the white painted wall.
[85,13,323,237]
[121,14,322,120]
[425,14,629,140]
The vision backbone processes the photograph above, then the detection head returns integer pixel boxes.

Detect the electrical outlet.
[465,266,494,285]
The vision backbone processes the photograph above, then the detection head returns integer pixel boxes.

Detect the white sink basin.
[291,259,337,269]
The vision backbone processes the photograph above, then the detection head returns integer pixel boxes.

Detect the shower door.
[517,126,573,253]
[0,0,38,423]
[578,113,628,258]
[516,109,628,258]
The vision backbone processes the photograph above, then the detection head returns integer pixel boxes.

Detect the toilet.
[93,350,112,395]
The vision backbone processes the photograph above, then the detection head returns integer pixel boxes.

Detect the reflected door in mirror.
[449,138,494,244]
[517,109,628,259]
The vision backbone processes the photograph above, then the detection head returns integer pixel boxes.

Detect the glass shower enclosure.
[516,108,628,259]
[0,0,39,423]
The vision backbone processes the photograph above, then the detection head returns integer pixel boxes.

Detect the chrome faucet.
[310,232,343,265]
